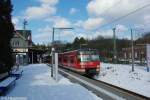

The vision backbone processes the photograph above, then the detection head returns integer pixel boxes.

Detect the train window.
[71,58,74,63]
[78,50,98,55]
[78,54,100,62]
[64,56,67,63]
[80,55,91,62]
[91,55,100,61]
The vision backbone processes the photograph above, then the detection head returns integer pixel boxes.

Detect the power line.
[101,0,122,16]
[99,2,150,29]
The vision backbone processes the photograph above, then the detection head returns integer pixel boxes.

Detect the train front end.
[77,49,100,75]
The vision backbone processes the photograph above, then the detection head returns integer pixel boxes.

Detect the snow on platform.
[11,69,23,75]
[7,64,102,100]
[0,77,16,87]
[96,63,150,98]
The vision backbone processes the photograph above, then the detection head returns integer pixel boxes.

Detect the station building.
[121,45,146,64]
[11,30,32,65]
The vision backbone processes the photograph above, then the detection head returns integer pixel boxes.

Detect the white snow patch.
[96,63,150,98]
[0,77,16,87]
[7,64,102,100]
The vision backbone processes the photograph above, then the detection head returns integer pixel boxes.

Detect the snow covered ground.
[7,64,102,100]
[96,63,150,98]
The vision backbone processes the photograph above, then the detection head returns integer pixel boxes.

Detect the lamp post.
[51,27,74,77]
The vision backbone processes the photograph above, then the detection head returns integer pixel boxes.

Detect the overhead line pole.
[51,28,55,77]
[51,27,74,78]
[131,29,134,72]
[113,28,117,63]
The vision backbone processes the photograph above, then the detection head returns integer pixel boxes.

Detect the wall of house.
[121,46,146,64]
[11,30,32,65]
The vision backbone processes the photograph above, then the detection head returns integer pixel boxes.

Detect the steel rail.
[59,67,149,100]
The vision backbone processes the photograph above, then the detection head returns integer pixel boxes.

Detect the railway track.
[58,67,149,100]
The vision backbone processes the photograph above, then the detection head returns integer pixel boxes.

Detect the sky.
[11,0,150,44]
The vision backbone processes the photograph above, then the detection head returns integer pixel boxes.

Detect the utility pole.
[113,28,117,63]
[51,27,74,78]
[51,28,55,77]
[131,29,134,71]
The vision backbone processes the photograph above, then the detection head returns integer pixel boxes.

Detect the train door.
[70,56,75,67]
[67,56,71,67]
[67,55,75,67]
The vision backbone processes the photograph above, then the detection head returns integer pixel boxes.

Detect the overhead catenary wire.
[99,2,150,29]
[100,0,122,17]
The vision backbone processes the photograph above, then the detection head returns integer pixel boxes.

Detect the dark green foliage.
[72,37,87,49]
[72,37,80,49]
[64,43,72,50]
[79,37,86,44]
[117,39,131,51]
[33,44,48,50]
[62,36,130,59]
[61,32,150,61]
[135,32,150,44]
[87,37,114,58]
[0,0,14,74]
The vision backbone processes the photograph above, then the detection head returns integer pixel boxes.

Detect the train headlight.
[97,65,100,68]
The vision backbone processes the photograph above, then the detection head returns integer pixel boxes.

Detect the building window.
[124,53,127,59]
[17,41,19,46]
[13,42,15,46]
[129,53,132,59]
[135,52,137,59]
[15,41,17,46]
[15,41,19,47]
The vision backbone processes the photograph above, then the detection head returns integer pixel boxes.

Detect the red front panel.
[79,61,100,69]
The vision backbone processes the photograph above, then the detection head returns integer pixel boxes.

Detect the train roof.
[78,48,98,51]
[59,48,98,54]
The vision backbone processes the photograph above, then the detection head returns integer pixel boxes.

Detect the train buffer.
[0,77,16,95]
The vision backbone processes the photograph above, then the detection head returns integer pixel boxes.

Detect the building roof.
[13,30,32,41]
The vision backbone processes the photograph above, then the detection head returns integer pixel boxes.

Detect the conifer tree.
[0,0,14,73]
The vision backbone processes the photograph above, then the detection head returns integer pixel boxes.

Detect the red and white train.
[59,49,100,75]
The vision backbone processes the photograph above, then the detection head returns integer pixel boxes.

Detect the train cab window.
[80,55,91,62]
[91,55,100,61]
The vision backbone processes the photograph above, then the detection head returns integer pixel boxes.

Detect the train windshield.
[79,50,98,55]
[80,55,91,62]
[78,50,100,62]
[91,55,100,61]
